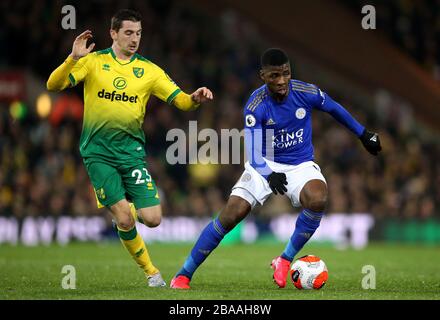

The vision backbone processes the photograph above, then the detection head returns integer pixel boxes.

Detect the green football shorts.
[84,158,160,209]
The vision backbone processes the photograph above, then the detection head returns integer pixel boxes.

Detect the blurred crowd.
[0,0,438,222]
[346,0,440,81]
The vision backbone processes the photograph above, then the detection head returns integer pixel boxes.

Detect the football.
[290,255,328,289]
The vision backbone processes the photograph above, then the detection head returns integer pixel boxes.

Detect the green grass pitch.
[1,242,439,300]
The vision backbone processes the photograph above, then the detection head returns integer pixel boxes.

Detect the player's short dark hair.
[111,9,142,32]
[261,48,289,68]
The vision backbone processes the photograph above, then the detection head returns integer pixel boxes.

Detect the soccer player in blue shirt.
[170,48,382,289]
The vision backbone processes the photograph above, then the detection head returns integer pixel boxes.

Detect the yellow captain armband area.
[172,92,200,111]
[46,56,78,91]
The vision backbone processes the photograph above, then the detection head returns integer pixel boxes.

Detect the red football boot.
[170,275,191,289]
[271,256,291,288]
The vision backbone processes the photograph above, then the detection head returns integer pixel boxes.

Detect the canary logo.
[96,188,106,200]
[98,89,138,103]
[135,248,145,258]
[133,67,144,78]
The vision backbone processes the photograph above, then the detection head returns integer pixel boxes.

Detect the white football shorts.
[230,159,326,209]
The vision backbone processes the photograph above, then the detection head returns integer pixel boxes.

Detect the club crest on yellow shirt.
[133,67,144,78]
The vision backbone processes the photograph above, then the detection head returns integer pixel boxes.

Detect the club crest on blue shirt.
[295,108,306,119]
[133,67,144,78]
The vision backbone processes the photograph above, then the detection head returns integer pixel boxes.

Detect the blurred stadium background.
[0,0,439,250]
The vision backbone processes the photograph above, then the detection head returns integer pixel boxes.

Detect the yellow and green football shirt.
[68,47,181,164]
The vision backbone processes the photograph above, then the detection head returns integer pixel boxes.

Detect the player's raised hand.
[70,30,95,60]
[359,129,382,155]
[191,87,213,104]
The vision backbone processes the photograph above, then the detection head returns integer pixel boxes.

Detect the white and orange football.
[290,255,328,290]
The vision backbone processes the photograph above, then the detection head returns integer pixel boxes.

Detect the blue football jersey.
[244,79,364,178]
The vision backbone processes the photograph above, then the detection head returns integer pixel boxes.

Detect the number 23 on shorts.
[131,167,156,192]
[131,168,152,185]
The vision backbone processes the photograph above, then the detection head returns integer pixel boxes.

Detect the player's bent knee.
[144,214,161,228]
[303,191,328,212]
[306,197,328,213]
[300,180,328,212]
[229,195,252,214]
[116,214,136,230]
[139,206,162,228]
[110,200,136,230]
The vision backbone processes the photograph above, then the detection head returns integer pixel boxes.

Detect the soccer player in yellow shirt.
[47,9,213,287]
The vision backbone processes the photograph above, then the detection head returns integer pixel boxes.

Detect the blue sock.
[281,209,323,262]
[177,218,228,279]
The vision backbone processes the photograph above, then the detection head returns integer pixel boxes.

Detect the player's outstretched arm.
[47,30,95,91]
[173,87,213,111]
[316,91,382,156]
